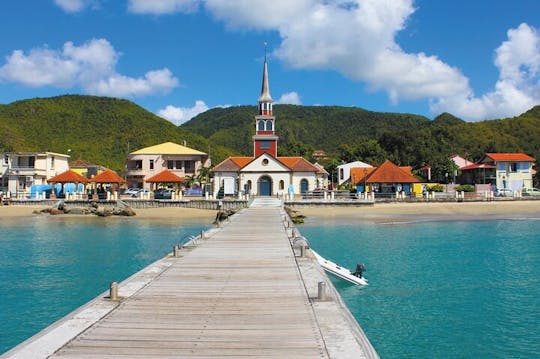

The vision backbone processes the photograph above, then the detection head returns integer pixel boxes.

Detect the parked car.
[124,187,139,196]
[495,188,514,197]
[522,188,540,196]
[154,188,173,199]
[132,188,150,198]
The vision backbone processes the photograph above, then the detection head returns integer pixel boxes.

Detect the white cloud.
[128,0,199,14]
[201,1,539,121]
[276,91,302,105]
[54,0,95,12]
[0,39,179,97]
[157,100,209,125]
[430,23,540,120]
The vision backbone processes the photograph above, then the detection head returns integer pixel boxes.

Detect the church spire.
[253,43,278,157]
[258,44,273,108]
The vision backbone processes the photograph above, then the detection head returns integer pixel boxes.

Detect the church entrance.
[258,175,272,196]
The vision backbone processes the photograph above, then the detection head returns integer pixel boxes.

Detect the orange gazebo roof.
[91,169,125,184]
[48,170,89,183]
[146,169,185,183]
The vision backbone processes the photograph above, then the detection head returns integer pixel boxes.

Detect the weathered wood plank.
[50,202,329,358]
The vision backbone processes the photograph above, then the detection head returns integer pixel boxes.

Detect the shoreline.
[1,201,539,223]
[292,201,540,224]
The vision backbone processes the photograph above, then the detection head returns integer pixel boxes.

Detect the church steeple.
[253,47,278,157]
[258,48,273,115]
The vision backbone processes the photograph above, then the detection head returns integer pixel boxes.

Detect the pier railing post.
[173,245,180,257]
[317,281,327,301]
[110,282,118,301]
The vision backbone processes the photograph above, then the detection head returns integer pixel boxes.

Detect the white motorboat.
[312,250,368,286]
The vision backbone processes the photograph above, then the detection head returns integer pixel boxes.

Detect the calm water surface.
[0,215,209,354]
[302,218,540,358]
[2,214,539,358]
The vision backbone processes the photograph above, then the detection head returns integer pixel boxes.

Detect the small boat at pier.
[312,250,368,286]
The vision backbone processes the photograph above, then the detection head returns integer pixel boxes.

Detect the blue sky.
[0,1,539,124]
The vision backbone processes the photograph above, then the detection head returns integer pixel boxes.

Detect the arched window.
[258,120,265,131]
[265,120,273,131]
[279,180,285,190]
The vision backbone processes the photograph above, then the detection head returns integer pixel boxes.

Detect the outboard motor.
[353,263,365,278]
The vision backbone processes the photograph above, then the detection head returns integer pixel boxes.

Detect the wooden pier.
[3,198,377,359]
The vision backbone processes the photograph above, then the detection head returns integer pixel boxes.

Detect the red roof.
[350,167,376,183]
[460,163,496,171]
[484,153,535,162]
[352,160,420,184]
[48,170,89,183]
[277,157,325,174]
[91,169,125,184]
[146,169,184,183]
[214,155,324,174]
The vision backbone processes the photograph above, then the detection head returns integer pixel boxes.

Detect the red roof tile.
[350,167,376,183]
[460,163,496,170]
[277,157,324,173]
[146,169,184,183]
[484,153,535,162]
[91,169,125,184]
[357,160,420,184]
[48,170,89,183]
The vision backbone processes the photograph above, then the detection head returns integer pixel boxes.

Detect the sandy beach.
[292,200,540,223]
[1,200,539,223]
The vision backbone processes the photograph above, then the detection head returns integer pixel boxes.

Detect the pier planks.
[50,200,328,358]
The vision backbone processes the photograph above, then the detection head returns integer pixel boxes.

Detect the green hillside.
[1,95,538,185]
[184,104,540,183]
[0,95,233,171]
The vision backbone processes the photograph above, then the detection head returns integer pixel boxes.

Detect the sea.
[1,214,539,358]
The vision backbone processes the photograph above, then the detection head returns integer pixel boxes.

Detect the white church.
[212,56,327,198]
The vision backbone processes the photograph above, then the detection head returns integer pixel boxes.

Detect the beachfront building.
[352,160,420,195]
[336,161,373,186]
[0,151,70,195]
[478,153,535,190]
[212,56,327,198]
[125,142,210,189]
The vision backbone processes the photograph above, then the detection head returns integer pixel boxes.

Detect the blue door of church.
[259,176,272,196]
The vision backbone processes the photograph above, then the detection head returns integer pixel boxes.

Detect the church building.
[212,56,327,198]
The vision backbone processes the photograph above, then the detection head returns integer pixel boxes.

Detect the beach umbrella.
[48,170,89,184]
[91,168,126,184]
[145,169,184,188]
[47,170,89,197]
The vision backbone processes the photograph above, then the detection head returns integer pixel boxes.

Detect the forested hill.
[0,95,233,171]
[1,95,538,182]
[183,104,540,181]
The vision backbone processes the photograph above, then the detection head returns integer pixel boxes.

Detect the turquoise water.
[301,219,540,358]
[0,216,208,354]
[2,215,539,357]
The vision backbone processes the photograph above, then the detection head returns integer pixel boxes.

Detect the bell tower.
[253,51,278,157]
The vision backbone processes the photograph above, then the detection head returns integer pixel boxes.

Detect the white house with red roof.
[479,153,535,190]
[212,57,327,197]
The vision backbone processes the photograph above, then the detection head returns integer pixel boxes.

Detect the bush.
[455,184,475,192]
[429,184,444,192]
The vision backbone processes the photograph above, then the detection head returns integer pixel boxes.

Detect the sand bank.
[293,201,540,223]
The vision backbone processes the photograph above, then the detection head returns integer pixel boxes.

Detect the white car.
[495,188,514,197]
[522,188,540,196]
